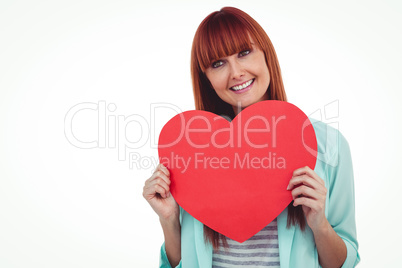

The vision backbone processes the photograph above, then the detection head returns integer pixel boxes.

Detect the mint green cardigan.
[159,121,360,267]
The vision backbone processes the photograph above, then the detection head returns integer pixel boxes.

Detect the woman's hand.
[287,166,328,232]
[144,164,182,265]
[143,164,179,221]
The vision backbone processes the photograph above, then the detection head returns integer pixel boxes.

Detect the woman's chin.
[231,100,258,114]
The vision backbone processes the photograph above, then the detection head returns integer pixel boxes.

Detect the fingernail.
[287,185,290,190]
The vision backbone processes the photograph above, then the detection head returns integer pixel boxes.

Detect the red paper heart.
[158,100,317,242]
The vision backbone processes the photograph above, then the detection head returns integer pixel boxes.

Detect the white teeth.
[231,79,253,91]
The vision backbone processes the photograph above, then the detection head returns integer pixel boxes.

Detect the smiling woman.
[204,42,270,112]
[143,6,360,268]
[191,7,287,118]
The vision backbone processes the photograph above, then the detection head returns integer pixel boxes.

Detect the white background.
[1,0,401,267]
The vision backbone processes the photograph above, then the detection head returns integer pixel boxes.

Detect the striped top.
[212,219,280,267]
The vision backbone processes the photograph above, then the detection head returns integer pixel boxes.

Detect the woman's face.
[205,40,270,115]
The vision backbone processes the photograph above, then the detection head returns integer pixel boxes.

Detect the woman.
[143,7,359,268]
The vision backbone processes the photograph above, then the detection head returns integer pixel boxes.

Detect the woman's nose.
[229,60,245,80]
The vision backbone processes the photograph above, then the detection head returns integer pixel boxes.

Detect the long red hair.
[190,7,305,249]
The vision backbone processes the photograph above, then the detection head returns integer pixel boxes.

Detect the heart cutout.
[158,100,317,242]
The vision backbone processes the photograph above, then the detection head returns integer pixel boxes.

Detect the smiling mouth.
[230,79,255,91]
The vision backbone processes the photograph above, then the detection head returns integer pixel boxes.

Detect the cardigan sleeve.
[159,242,182,268]
[326,131,360,267]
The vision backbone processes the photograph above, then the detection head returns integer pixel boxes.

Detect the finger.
[293,196,324,212]
[292,166,324,186]
[152,184,168,199]
[144,173,170,191]
[158,163,170,177]
[292,166,311,176]
[144,181,169,199]
[291,185,322,201]
[149,178,170,194]
[149,169,171,186]
[289,176,327,197]
[288,174,321,191]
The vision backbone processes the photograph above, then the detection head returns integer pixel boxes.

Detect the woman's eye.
[239,50,250,57]
[212,60,224,68]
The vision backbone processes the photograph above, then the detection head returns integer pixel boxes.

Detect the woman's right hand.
[143,164,179,222]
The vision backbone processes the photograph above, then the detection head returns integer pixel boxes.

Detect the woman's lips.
[230,79,255,94]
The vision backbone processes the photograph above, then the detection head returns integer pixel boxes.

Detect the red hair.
[191,6,287,118]
[190,7,305,249]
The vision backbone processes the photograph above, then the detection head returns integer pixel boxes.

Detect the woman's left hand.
[287,166,328,232]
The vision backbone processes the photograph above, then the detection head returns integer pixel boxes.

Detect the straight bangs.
[196,13,256,72]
